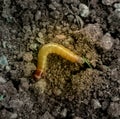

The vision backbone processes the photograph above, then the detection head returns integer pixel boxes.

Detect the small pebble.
[0,55,8,67]
[100,33,113,50]
[23,52,33,62]
[29,43,38,50]
[79,3,89,17]
[55,34,66,40]
[10,113,18,119]
[35,10,41,21]
[5,65,11,71]
[60,108,67,118]
[36,37,45,44]
[108,102,120,117]
[111,96,120,102]
[36,32,45,44]
[0,76,6,84]
[102,0,118,6]
[92,99,101,109]
[114,3,120,9]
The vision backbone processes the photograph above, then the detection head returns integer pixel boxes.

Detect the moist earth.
[0,0,120,119]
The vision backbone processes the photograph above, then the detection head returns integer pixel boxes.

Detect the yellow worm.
[34,43,83,81]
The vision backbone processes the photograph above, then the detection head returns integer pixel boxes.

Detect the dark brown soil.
[0,0,120,119]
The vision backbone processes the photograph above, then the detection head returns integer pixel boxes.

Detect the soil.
[0,0,120,119]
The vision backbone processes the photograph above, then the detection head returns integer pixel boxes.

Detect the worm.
[34,43,83,81]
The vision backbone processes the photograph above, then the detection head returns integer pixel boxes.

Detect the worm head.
[34,69,43,81]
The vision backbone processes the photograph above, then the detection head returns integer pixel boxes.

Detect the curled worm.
[34,43,83,81]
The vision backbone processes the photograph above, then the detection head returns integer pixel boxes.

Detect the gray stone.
[111,96,120,102]
[102,0,118,6]
[60,108,67,118]
[114,3,120,9]
[100,33,113,50]
[0,76,6,83]
[10,113,18,119]
[79,3,89,17]
[108,102,120,117]
[5,65,11,72]
[0,55,8,67]
[92,99,101,109]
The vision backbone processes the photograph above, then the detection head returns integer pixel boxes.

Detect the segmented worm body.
[34,43,83,81]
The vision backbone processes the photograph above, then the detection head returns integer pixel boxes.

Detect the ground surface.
[0,0,120,119]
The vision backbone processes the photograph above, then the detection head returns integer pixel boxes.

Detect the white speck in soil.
[79,3,89,18]
[91,99,101,109]
[100,33,113,50]
[0,76,7,84]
